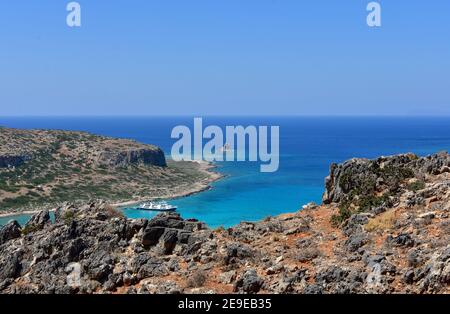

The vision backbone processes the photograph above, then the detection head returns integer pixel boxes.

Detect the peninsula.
[0,126,221,216]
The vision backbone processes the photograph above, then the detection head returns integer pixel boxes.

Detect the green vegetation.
[0,195,36,209]
[331,164,415,227]
[1,128,214,212]
[331,192,393,227]
[21,223,40,235]
[0,182,20,193]
[407,180,426,192]
[331,204,353,227]
[63,210,76,225]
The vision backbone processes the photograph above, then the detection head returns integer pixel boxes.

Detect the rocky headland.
[0,152,449,294]
[0,127,220,215]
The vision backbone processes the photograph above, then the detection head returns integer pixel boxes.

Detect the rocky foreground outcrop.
[0,152,449,294]
[323,152,450,204]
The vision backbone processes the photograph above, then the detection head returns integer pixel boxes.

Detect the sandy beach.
[0,160,222,219]
[112,160,223,208]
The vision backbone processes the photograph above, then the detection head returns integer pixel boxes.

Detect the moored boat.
[136,201,177,212]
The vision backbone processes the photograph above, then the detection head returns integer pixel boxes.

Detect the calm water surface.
[1,117,450,228]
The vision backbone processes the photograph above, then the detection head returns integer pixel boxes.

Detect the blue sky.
[0,0,449,116]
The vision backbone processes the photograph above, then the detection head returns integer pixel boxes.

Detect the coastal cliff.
[0,152,449,294]
[96,148,166,168]
[0,155,32,168]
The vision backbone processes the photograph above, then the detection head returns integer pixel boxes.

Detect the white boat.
[219,143,233,152]
[137,201,177,212]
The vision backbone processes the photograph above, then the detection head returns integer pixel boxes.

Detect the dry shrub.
[104,205,124,218]
[296,247,321,262]
[365,209,397,232]
[186,271,207,288]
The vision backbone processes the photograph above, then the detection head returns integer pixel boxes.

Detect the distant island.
[0,149,448,294]
[0,126,221,216]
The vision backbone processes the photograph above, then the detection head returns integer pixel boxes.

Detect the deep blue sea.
[1,117,450,228]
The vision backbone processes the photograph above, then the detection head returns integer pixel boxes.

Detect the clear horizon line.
[2,114,450,118]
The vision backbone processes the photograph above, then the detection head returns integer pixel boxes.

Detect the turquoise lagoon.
[1,117,450,228]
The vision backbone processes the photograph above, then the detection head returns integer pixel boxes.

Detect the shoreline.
[1,151,449,294]
[0,161,223,220]
[112,160,224,208]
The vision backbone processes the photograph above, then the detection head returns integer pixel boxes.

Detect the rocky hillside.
[0,126,166,168]
[0,127,219,212]
[0,152,449,294]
